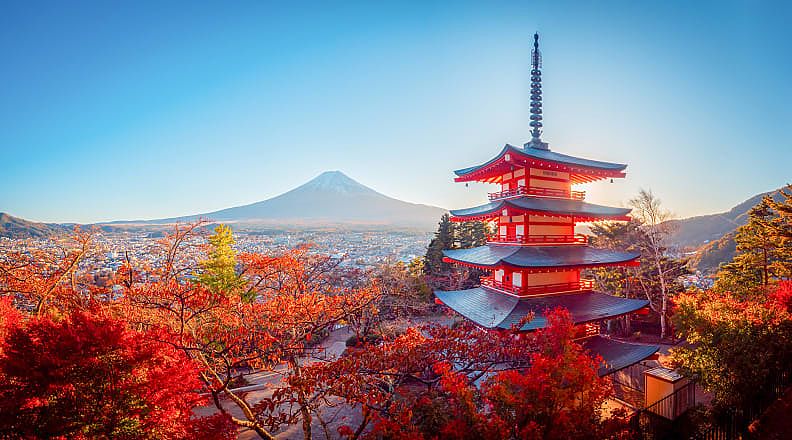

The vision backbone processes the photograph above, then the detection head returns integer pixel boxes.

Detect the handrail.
[642,380,696,420]
[486,233,588,245]
[480,277,595,296]
[488,186,586,201]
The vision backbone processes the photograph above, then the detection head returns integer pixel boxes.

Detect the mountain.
[665,187,787,273]
[115,171,447,229]
[0,212,70,238]
[665,189,784,250]
[687,231,738,273]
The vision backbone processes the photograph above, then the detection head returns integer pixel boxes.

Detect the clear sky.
[1,1,790,224]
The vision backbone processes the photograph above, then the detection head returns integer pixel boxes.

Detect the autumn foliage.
[300,308,630,440]
[672,281,792,409]
[0,223,632,439]
[0,310,234,439]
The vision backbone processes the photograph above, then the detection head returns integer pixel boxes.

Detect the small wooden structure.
[644,367,693,420]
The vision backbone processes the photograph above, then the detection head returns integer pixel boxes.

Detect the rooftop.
[442,245,639,269]
[449,196,631,221]
[434,287,649,331]
[453,144,628,184]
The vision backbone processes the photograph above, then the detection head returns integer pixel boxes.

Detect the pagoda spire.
[527,32,549,150]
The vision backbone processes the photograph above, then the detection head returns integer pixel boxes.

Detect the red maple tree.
[0,310,234,439]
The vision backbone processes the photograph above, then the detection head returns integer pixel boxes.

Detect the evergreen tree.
[425,215,492,276]
[716,185,792,293]
[425,214,455,275]
[455,221,490,248]
[197,224,244,296]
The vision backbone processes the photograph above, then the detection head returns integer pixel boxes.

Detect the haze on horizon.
[1,1,790,224]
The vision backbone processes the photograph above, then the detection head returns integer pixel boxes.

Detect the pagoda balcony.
[486,233,588,245]
[488,186,586,201]
[480,277,595,296]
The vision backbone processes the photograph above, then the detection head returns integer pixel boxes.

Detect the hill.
[110,171,447,229]
[0,212,70,238]
[665,189,785,250]
[668,187,787,273]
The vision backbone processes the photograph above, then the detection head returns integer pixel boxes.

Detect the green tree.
[425,214,456,275]
[716,185,792,294]
[454,221,490,249]
[197,224,244,296]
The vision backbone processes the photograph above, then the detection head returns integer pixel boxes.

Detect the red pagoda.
[434,34,658,376]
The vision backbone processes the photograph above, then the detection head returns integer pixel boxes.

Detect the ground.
[196,313,458,439]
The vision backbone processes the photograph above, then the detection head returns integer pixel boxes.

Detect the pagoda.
[434,34,659,376]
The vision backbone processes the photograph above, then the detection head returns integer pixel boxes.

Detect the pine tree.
[717,185,792,293]
[425,214,455,275]
[455,221,490,249]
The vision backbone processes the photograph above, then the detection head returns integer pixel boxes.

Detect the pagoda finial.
[526,32,549,150]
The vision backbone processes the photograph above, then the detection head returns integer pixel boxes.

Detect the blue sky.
[1,1,790,223]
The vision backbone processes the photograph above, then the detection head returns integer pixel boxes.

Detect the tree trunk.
[290,356,312,440]
[656,252,668,340]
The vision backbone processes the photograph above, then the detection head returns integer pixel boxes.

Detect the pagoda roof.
[454,144,627,184]
[449,197,631,221]
[582,336,660,376]
[433,288,649,331]
[442,245,639,269]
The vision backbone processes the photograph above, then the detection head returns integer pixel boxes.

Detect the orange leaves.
[671,282,792,409]
[0,228,99,316]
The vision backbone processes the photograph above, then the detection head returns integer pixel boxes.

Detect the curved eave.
[433,288,650,332]
[454,144,627,184]
[442,245,640,270]
[449,197,631,222]
[582,336,660,376]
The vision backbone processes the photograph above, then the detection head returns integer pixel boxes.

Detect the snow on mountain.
[113,171,446,229]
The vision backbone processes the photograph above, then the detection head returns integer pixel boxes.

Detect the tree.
[629,189,679,339]
[197,224,245,297]
[119,223,381,440]
[454,221,490,249]
[425,214,455,275]
[0,227,97,316]
[589,216,688,338]
[671,281,792,410]
[371,258,433,319]
[301,308,630,440]
[0,310,234,439]
[716,185,792,293]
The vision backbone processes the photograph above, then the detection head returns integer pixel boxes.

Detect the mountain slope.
[687,231,738,273]
[0,212,69,238]
[120,171,447,228]
[667,187,787,273]
[665,189,784,249]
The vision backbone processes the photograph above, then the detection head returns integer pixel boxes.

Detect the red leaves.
[770,280,792,312]
[301,308,626,440]
[0,311,232,439]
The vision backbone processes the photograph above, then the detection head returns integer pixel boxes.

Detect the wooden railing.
[575,323,600,339]
[480,277,595,296]
[486,233,588,245]
[488,186,586,201]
